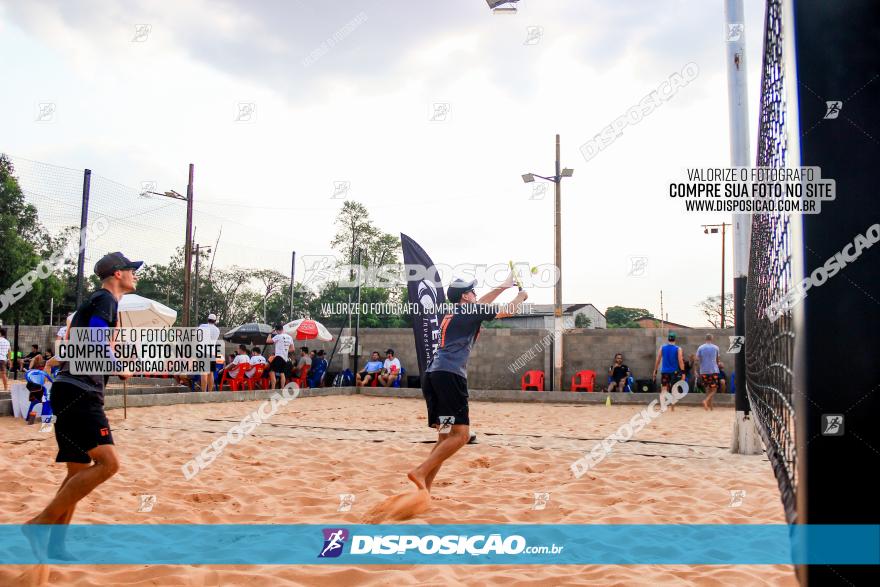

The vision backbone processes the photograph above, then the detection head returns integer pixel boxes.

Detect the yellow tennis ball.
[530,266,538,274]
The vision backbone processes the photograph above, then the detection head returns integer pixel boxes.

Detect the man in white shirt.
[223,345,251,380]
[198,313,222,391]
[266,324,294,389]
[247,346,268,380]
[0,328,10,391]
[378,348,402,387]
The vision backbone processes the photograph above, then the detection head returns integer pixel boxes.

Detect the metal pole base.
[731,411,763,454]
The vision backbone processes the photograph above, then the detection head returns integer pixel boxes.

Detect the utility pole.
[289,251,296,320]
[183,164,194,326]
[553,134,563,393]
[702,223,731,327]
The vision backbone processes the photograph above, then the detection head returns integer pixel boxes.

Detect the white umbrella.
[118,294,177,327]
[282,318,333,341]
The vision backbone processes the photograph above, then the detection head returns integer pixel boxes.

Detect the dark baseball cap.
[668,331,677,341]
[94,252,143,279]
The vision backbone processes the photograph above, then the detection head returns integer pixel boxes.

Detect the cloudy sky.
[0,0,766,326]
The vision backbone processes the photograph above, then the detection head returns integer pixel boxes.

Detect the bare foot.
[362,490,430,524]
[407,469,427,491]
[702,399,708,411]
[22,522,49,563]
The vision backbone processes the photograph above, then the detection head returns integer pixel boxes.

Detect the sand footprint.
[361,490,430,524]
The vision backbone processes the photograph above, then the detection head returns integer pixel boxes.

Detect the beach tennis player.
[652,331,685,412]
[408,273,528,493]
[23,252,140,560]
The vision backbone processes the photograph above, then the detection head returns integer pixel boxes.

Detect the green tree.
[605,306,652,328]
[575,314,592,328]
[0,154,70,324]
[696,294,734,327]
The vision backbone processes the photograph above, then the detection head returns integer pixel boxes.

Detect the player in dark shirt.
[606,353,630,392]
[24,252,140,561]
[409,273,528,494]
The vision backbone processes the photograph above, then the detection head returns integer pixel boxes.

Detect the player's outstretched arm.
[495,290,529,319]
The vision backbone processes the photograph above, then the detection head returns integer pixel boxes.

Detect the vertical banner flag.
[400,234,445,375]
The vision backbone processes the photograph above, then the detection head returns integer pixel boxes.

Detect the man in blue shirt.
[652,331,685,412]
[24,252,140,561]
[356,351,384,387]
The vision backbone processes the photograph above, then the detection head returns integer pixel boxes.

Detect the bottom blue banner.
[1,524,877,565]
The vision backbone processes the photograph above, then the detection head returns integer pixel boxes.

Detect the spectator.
[297,346,312,372]
[378,348,402,387]
[356,351,383,387]
[197,312,221,391]
[247,346,268,381]
[718,360,728,394]
[696,333,722,411]
[22,344,41,370]
[223,344,251,380]
[308,349,328,387]
[30,354,46,371]
[266,324,294,389]
[0,328,9,391]
[606,353,630,393]
[56,315,73,342]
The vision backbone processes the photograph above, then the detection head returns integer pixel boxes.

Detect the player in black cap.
[409,272,528,493]
[23,252,141,560]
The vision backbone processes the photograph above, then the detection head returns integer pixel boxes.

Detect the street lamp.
[522,134,574,392]
[702,223,731,328]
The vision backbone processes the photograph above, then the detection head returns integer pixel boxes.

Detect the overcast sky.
[0,0,766,326]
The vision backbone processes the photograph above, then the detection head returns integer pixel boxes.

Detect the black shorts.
[660,372,681,387]
[422,370,469,428]
[209,360,217,373]
[270,356,287,374]
[700,373,720,388]
[49,381,113,464]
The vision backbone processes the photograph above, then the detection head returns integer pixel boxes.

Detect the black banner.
[400,233,445,375]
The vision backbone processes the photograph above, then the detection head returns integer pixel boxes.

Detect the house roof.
[633,316,692,329]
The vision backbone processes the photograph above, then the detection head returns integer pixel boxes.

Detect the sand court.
[1,394,796,586]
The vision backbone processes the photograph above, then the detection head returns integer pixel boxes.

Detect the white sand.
[1,395,796,586]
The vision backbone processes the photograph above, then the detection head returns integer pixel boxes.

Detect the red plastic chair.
[521,370,545,391]
[571,370,596,392]
[219,364,247,391]
[246,364,268,390]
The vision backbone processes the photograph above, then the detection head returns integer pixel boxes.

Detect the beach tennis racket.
[508,261,538,291]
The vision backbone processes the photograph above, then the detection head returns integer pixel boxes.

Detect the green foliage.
[605,305,652,328]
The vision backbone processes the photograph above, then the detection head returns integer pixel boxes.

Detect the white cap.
[207,313,217,321]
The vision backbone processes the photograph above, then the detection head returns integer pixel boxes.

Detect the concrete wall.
[4,325,733,390]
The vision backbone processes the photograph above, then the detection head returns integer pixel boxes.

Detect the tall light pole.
[522,134,574,391]
[702,222,731,328]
